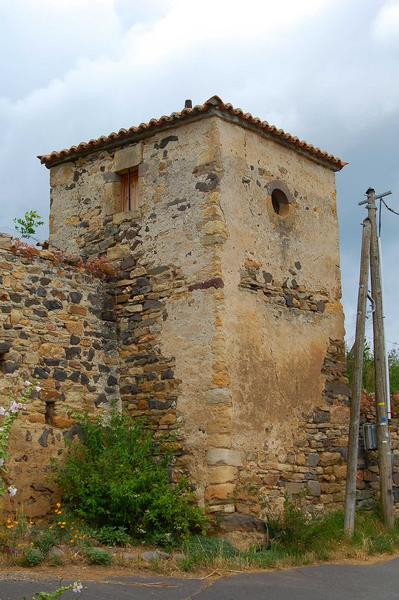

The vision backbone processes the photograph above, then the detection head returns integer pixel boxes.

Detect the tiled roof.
[38,95,347,171]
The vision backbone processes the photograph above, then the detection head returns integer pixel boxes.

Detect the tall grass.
[180,501,399,572]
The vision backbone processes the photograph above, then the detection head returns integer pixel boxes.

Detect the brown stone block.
[69,305,87,316]
[52,416,75,429]
[319,452,341,466]
[28,415,45,424]
[41,389,61,401]
[212,373,230,387]
[207,433,232,448]
[39,343,65,359]
[208,466,237,485]
[205,483,235,501]
[333,464,347,479]
[321,482,342,494]
[159,413,177,426]
[65,321,84,336]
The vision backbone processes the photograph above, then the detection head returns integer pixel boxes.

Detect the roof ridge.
[38,97,347,171]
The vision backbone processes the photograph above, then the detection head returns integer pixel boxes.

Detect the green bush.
[94,526,130,547]
[55,412,205,546]
[33,530,57,557]
[86,547,112,565]
[20,547,44,567]
[346,341,399,395]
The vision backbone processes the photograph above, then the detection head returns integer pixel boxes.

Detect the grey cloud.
[0,0,398,345]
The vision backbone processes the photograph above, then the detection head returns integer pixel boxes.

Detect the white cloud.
[0,0,398,345]
[373,0,399,44]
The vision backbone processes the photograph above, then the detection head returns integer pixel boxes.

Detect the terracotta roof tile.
[38,95,347,171]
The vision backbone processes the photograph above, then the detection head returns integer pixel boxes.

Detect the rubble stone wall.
[0,235,118,516]
[359,393,399,509]
[48,117,230,506]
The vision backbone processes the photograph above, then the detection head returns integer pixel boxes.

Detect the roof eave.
[38,104,346,172]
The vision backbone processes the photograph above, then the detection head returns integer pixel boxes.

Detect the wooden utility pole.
[367,187,394,529]
[344,217,371,536]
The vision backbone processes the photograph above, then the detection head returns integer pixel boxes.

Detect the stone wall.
[359,392,399,509]
[0,234,118,516]
[3,113,356,525]
[47,117,230,505]
[46,114,352,523]
[3,109,398,527]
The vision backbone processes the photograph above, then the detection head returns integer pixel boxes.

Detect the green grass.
[179,507,399,572]
[85,547,113,565]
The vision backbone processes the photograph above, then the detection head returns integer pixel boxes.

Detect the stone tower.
[1,96,350,522]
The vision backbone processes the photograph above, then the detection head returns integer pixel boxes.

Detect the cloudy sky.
[0,0,398,347]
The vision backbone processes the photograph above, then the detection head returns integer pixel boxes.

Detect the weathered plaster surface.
[2,113,358,524]
[214,119,348,517]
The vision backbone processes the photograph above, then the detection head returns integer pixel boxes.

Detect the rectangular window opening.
[121,167,139,212]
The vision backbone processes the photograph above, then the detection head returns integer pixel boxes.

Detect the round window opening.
[271,188,289,217]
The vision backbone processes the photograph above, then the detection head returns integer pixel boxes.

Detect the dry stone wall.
[0,234,118,516]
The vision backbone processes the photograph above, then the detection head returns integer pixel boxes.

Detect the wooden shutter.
[121,168,138,211]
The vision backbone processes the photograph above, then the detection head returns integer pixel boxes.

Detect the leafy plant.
[14,210,44,240]
[85,547,112,565]
[267,497,344,557]
[33,529,57,557]
[346,341,399,395]
[55,411,205,546]
[94,526,130,547]
[32,581,83,599]
[388,348,399,395]
[20,547,44,567]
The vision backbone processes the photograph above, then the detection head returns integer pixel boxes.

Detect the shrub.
[20,547,44,567]
[85,547,112,565]
[33,530,57,557]
[55,412,205,546]
[94,526,130,547]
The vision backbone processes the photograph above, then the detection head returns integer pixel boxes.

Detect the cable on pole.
[382,199,399,217]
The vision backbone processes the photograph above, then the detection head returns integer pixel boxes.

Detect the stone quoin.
[2,95,377,529]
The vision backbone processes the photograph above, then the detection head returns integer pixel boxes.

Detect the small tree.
[347,342,399,394]
[388,348,399,394]
[14,210,44,240]
[346,340,375,393]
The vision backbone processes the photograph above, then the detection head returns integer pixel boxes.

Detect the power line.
[382,198,399,217]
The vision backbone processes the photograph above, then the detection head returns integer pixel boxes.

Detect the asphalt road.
[1,558,399,599]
